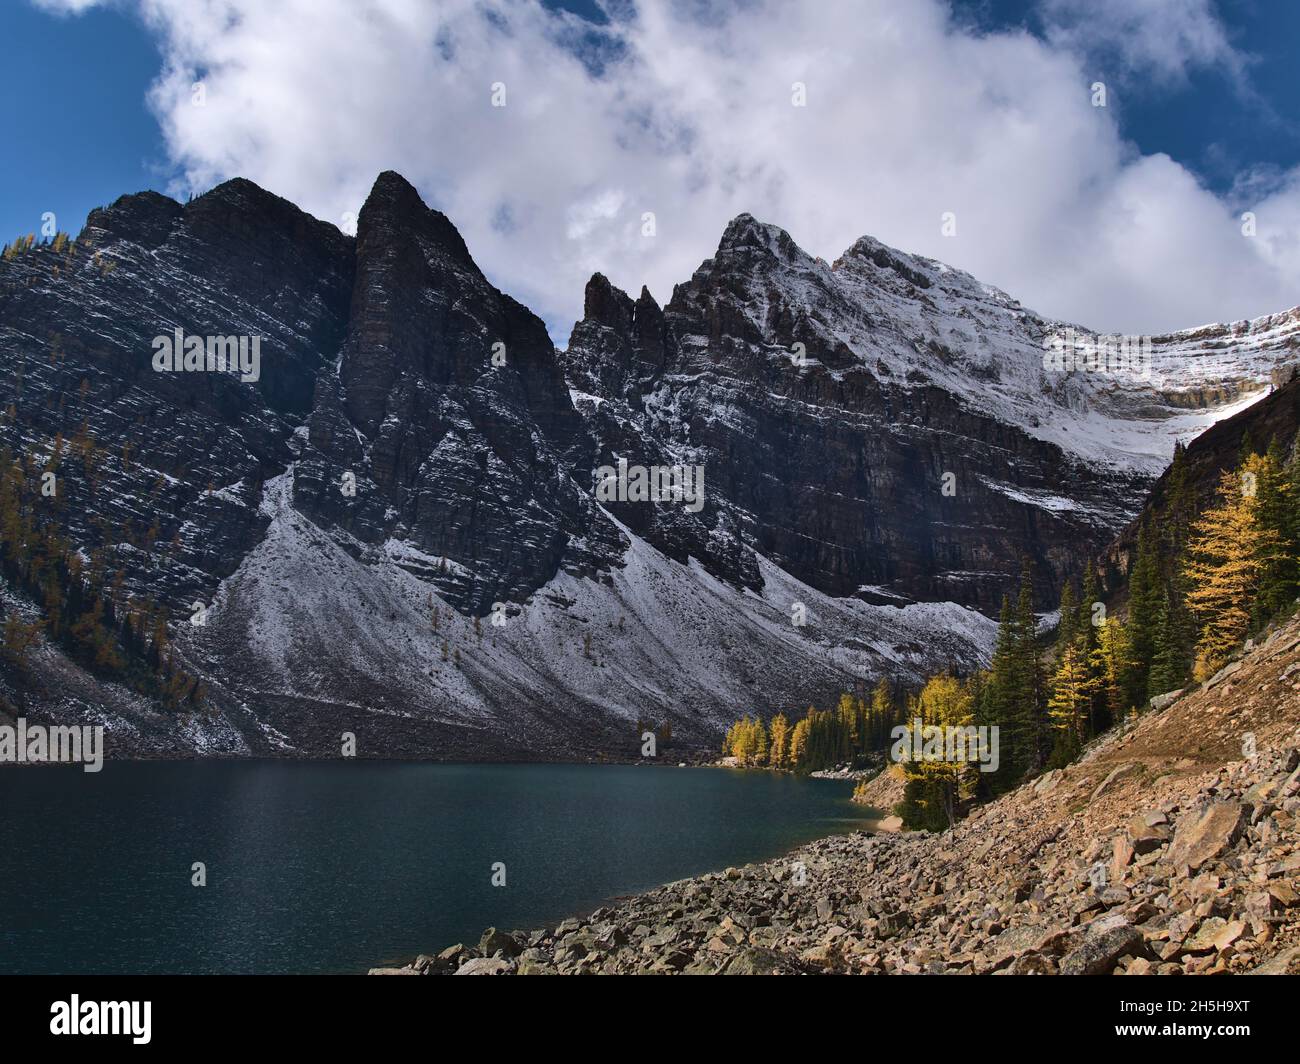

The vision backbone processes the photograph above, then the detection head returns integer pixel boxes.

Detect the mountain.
[0,172,1294,757]
[1102,369,1300,584]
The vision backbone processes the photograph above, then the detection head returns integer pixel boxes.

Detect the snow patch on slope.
[192,471,996,752]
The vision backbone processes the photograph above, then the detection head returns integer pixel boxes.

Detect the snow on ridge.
[717,216,1295,478]
[196,471,997,749]
[977,477,1078,514]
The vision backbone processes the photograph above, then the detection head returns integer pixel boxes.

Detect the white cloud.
[1039,0,1248,87]
[31,0,112,13]
[40,0,1300,341]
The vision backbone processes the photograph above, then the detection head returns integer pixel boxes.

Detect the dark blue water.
[0,761,871,973]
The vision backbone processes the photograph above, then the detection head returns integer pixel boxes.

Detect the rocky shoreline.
[373,621,1300,976]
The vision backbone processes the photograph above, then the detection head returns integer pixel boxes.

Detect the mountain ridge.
[0,170,1295,757]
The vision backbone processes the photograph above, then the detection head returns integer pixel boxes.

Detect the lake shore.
[375,694,1300,975]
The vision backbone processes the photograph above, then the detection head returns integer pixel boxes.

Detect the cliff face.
[1102,371,1300,584]
[566,216,1137,612]
[0,173,1294,756]
[0,178,354,610]
[290,171,622,615]
[562,215,1295,612]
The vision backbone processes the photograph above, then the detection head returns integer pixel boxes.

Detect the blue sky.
[0,0,609,244]
[967,0,1300,191]
[3,0,1300,338]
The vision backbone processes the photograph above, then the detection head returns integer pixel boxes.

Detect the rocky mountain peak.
[582,272,635,332]
[78,189,183,251]
[838,234,936,291]
[357,170,475,271]
[715,212,802,262]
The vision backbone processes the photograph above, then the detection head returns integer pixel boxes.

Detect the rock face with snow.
[291,172,623,615]
[562,213,1291,611]
[0,172,1294,756]
[0,178,354,609]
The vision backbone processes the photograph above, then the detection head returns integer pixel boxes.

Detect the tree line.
[722,432,1300,832]
[721,678,907,773]
[0,442,205,709]
[898,433,1300,830]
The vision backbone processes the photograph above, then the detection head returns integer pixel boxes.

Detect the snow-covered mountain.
[0,172,1294,757]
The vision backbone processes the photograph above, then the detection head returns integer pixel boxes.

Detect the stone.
[478,927,522,958]
[1033,770,1063,796]
[1211,920,1246,952]
[1001,951,1055,975]
[721,947,784,975]
[1112,834,1134,878]
[1248,945,1300,975]
[455,957,511,976]
[1092,763,1142,800]
[1167,801,1247,872]
[1059,922,1145,976]
[1126,814,1171,855]
[1183,918,1228,953]
[1204,661,1243,688]
[988,923,1052,967]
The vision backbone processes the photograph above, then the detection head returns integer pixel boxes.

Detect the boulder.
[877,911,913,939]
[1092,763,1142,800]
[478,927,522,958]
[455,957,512,976]
[1148,689,1184,712]
[1167,801,1247,872]
[1059,921,1145,976]
[1183,917,1227,953]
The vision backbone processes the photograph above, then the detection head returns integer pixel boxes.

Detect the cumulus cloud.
[36,0,1300,340]
[1039,0,1249,88]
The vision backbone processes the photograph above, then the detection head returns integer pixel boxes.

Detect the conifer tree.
[1252,441,1296,623]
[752,716,769,765]
[1054,578,1078,662]
[1091,616,1135,730]
[1047,643,1096,765]
[1184,463,1281,677]
[1126,518,1161,702]
[981,594,1020,792]
[1011,562,1046,775]
[1147,589,1187,697]
[787,716,809,770]
[768,713,790,770]
[869,677,894,750]
[898,673,976,830]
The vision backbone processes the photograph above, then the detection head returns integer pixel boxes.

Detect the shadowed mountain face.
[0,173,1291,756]
[561,214,1292,612]
[290,171,622,615]
[0,178,354,607]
